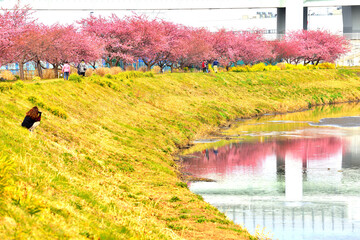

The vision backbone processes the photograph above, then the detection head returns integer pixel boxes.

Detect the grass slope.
[1,69,360,239]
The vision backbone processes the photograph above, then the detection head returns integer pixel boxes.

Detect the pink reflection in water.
[183,137,344,177]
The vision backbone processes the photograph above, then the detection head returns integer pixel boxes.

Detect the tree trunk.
[53,64,59,78]
[146,64,152,71]
[19,62,24,80]
[105,59,112,67]
[36,60,43,79]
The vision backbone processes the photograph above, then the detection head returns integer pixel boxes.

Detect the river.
[181,103,360,240]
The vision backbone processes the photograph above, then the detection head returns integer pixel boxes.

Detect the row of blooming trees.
[79,14,350,71]
[0,5,102,79]
[0,5,350,79]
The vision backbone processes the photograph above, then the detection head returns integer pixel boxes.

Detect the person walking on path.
[202,60,207,73]
[21,106,42,132]
[77,60,87,76]
[62,61,71,80]
[212,59,219,73]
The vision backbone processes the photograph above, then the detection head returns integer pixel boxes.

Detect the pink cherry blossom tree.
[176,27,214,69]
[286,30,349,65]
[270,38,303,64]
[127,15,169,71]
[232,31,271,65]
[212,29,237,69]
[43,24,102,77]
[79,15,136,68]
[0,4,35,79]
[154,21,188,72]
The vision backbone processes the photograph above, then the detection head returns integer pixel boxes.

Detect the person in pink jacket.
[62,61,71,80]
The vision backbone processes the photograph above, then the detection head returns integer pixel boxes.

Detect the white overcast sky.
[31,7,342,33]
[0,0,342,33]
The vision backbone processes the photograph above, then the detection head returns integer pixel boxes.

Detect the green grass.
[1,70,360,239]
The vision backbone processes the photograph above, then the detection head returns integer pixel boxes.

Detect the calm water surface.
[182,104,360,240]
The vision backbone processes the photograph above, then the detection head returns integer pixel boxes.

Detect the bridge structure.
[1,0,360,36]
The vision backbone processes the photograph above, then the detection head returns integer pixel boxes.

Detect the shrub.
[285,63,296,70]
[218,66,227,72]
[32,76,41,81]
[85,68,94,77]
[118,71,143,79]
[0,82,12,92]
[306,64,318,69]
[89,75,119,90]
[94,67,111,77]
[138,66,147,72]
[28,96,46,108]
[68,73,82,83]
[28,96,68,119]
[265,65,281,71]
[0,70,15,81]
[230,65,250,72]
[24,71,35,80]
[171,68,184,73]
[250,63,266,72]
[169,196,181,202]
[318,62,336,69]
[105,74,113,79]
[151,66,161,74]
[125,65,135,71]
[110,67,123,75]
[294,64,306,70]
[276,62,286,70]
[49,107,68,119]
[14,81,24,88]
[176,182,188,188]
[42,69,55,79]
[70,66,78,74]
[144,72,154,77]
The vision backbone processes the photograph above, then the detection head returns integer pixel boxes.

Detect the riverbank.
[1,69,360,239]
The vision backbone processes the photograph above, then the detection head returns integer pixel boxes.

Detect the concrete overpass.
[1,0,360,35]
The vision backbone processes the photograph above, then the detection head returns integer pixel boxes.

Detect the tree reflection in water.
[182,135,360,240]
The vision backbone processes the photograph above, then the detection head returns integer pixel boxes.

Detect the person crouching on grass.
[21,106,42,132]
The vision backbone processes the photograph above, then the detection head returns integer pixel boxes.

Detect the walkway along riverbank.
[1,70,360,239]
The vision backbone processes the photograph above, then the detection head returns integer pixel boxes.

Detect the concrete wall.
[343,6,360,33]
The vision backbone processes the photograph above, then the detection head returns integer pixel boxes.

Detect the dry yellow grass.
[110,66,123,75]
[85,68,94,77]
[0,70,15,80]
[94,67,111,76]
[0,69,360,239]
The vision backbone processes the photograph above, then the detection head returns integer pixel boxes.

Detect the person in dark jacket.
[21,106,42,131]
[212,59,219,73]
[77,60,87,76]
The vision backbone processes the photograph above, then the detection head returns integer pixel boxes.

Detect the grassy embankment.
[1,69,360,239]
